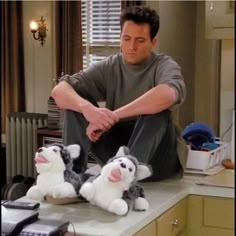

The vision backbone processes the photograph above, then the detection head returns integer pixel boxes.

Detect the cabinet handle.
[172,219,179,226]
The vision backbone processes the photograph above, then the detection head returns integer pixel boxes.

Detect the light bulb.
[30,21,38,31]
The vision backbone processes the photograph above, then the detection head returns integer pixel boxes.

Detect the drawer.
[156,198,187,236]
[204,197,234,229]
[134,220,156,236]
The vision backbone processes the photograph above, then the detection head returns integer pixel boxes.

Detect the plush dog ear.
[66,144,81,159]
[116,146,130,156]
[136,164,152,181]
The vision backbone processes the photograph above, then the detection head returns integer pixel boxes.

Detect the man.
[51,6,188,181]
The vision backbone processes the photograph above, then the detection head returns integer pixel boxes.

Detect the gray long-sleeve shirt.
[61,52,186,111]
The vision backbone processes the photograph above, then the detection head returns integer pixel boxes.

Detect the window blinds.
[81,0,121,69]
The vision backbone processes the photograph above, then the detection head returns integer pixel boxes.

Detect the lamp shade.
[30,21,38,31]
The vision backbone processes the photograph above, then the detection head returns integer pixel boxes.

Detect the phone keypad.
[19,233,49,236]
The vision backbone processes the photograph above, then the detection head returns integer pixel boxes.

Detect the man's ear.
[136,164,152,181]
[66,144,81,159]
[116,146,130,156]
[151,36,158,48]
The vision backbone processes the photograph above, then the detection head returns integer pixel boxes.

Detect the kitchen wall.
[193,1,221,135]
[220,39,235,142]
[147,0,196,128]
[22,1,234,140]
[23,1,56,113]
[147,1,235,139]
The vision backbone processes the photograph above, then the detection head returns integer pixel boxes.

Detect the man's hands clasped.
[82,104,119,142]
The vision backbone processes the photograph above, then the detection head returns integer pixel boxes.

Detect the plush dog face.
[34,144,80,174]
[101,157,136,184]
[100,146,152,188]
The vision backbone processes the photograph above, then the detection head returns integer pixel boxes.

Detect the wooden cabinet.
[37,127,62,148]
[156,198,187,236]
[187,195,234,236]
[135,195,234,236]
[205,1,235,39]
[135,220,156,236]
[134,199,187,236]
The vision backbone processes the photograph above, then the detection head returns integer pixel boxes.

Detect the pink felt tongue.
[35,154,48,163]
[108,169,121,182]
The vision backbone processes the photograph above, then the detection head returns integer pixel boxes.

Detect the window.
[81,0,121,69]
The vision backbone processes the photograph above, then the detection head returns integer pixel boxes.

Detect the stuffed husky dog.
[79,146,152,216]
[26,144,91,201]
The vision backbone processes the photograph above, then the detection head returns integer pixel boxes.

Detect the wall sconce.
[30,16,47,46]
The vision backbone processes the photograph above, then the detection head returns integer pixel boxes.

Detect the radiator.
[6,112,48,181]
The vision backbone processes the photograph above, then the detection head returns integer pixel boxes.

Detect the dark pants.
[63,108,182,181]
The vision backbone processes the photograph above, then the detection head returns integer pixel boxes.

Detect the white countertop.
[3,172,234,236]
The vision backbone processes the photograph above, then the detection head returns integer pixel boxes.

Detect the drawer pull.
[172,219,179,226]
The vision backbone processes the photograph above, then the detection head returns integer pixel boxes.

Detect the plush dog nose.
[120,162,126,168]
[37,148,43,153]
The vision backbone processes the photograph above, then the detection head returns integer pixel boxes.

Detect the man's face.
[120,20,157,65]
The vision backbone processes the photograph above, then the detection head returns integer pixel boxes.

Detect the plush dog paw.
[134,197,149,211]
[26,186,44,201]
[108,199,129,216]
[52,182,77,198]
[79,182,95,201]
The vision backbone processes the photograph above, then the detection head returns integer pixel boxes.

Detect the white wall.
[23,1,56,113]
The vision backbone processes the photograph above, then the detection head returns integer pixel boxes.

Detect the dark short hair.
[120,6,160,40]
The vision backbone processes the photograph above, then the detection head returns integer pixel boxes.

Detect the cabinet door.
[204,196,234,229]
[134,220,156,236]
[156,198,187,236]
[187,195,234,236]
[206,1,235,39]
[176,231,187,236]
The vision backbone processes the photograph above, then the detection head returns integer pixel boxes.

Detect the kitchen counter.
[3,171,234,236]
